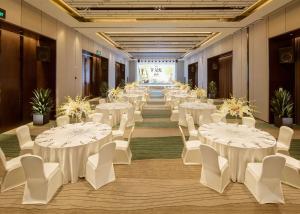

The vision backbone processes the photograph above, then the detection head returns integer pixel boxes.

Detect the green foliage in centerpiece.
[208,81,217,98]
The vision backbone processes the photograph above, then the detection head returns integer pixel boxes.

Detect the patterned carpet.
[1,91,300,213]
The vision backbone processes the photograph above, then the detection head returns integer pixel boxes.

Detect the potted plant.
[31,88,53,125]
[99,81,108,98]
[208,81,217,99]
[270,88,293,127]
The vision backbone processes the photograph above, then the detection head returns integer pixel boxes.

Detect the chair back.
[278,126,294,147]
[200,144,221,175]
[20,155,46,181]
[90,113,103,123]
[242,117,256,128]
[178,125,187,144]
[0,148,7,170]
[119,114,128,132]
[198,115,203,126]
[97,142,116,168]
[16,125,32,147]
[211,113,225,123]
[99,98,106,104]
[260,155,286,180]
[186,114,196,132]
[56,115,70,127]
[207,99,214,105]
[127,126,135,144]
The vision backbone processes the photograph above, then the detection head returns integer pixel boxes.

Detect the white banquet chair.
[99,98,106,104]
[89,113,103,123]
[170,99,179,122]
[242,117,256,128]
[16,125,34,155]
[276,153,300,189]
[186,114,198,140]
[211,113,226,123]
[0,148,29,192]
[56,115,70,127]
[114,126,135,164]
[207,99,214,105]
[112,113,128,140]
[134,100,144,122]
[85,142,116,190]
[20,155,62,204]
[244,155,286,204]
[276,126,294,155]
[178,126,202,165]
[199,144,230,193]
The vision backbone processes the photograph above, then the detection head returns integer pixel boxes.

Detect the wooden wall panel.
[0,30,21,132]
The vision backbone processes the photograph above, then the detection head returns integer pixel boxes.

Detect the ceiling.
[25,0,295,60]
[58,0,261,21]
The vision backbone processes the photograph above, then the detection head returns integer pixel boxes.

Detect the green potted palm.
[31,88,54,125]
[208,81,217,99]
[99,81,108,98]
[270,88,293,127]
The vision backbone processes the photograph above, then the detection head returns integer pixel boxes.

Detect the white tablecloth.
[179,102,216,126]
[122,94,143,104]
[199,122,276,182]
[125,89,146,95]
[34,122,112,184]
[96,102,134,127]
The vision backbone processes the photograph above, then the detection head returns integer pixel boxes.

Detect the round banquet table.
[199,122,276,183]
[34,122,112,184]
[95,102,134,127]
[171,94,196,103]
[178,102,216,126]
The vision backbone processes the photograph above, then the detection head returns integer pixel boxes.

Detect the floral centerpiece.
[192,87,207,98]
[219,97,254,121]
[58,96,92,122]
[180,83,190,91]
[124,82,138,91]
[107,87,123,101]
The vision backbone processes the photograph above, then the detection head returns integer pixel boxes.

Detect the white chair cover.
[244,155,286,204]
[276,152,300,189]
[0,148,28,192]
[199,144,230,193]
[20,155,62,204]
[112,113,128,140]
[242,117,256,128]
[56,115,70,127]
[89,113,103,123]
[277,126,294,154]
[178,126,202,165]
[85,142,116,189]
[186,114,198,140]
[211,113,226,123]
[114,126,135,164]
[99,98,106,104]
[16,125,34,154]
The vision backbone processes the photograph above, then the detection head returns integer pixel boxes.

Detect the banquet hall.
[1,0,300,213]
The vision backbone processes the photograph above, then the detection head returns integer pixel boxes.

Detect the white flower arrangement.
[220,97,254,118]
[58,96,92,122]
[124,82,138,90]
[192,87,207,98]
[108,87,123,101]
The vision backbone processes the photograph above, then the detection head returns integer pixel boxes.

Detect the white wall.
[0,0,129,105]
[184,0,300,122]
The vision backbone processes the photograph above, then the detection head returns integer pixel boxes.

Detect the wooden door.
[82,55,92,97]
[188,62,198,88]
[0,29,21,132]
[218,54,233,98]
[115,62,125,87]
